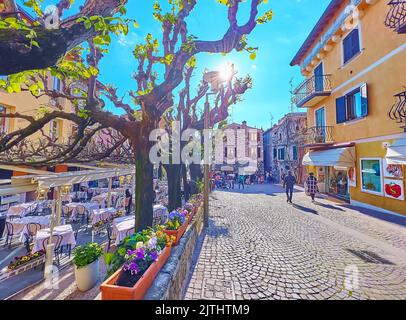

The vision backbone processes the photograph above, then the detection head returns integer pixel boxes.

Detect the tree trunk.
[189,163,202,195]
[165,164,182,211]
[133,138,154,231]
[182,164,190,202]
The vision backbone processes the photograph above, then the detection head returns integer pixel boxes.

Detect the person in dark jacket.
[125,189,132,215]
[283,171,296,204]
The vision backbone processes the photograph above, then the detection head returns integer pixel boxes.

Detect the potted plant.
[72,242,104,292]
[163,210,188,246]
[100,228,172,300]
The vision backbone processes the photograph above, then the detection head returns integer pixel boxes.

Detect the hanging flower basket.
[100,245,171,300]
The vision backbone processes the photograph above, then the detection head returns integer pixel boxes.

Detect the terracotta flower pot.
[100,245,171,300]
[163,220,188,246]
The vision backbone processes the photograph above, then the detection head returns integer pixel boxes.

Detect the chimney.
[242,121,247,128]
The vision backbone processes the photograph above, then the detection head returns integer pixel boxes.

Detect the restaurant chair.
[4,222,15,249]
[153,209,164,227]
[42,234,63,266]
[24,223,42,253]
[125,228,135,237]
[105,223,117,252]
[66,223,81,258]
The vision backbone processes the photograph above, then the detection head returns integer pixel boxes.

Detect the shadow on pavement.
[314,202,345,212]
[341,205,406,227]
[291,203,318,215]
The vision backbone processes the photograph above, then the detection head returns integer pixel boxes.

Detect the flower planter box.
[100,245,171,300]
[0,255,46,283]
[163,220,188,246]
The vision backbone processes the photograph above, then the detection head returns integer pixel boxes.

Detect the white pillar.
[44,198,56,278]
[56,186,62,226]
[107,177,113,208]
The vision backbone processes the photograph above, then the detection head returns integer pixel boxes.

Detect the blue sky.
[21,0,331,129]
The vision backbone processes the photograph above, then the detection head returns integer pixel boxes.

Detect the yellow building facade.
[0,75,76,177]
[291,0,406,215]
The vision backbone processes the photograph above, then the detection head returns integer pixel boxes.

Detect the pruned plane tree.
[0,0,273,230]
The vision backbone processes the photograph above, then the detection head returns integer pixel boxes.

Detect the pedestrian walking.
[238,174,245,190]
[283,171,296,204]
[305,172,319,202]
[125,189,133,215]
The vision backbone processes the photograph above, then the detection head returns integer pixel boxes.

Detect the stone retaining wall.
[145,206,204,300]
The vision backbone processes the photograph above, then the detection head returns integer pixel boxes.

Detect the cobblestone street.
[185,184,406,300]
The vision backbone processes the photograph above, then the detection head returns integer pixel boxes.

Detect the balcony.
[293,75,333,108]
[385,0,406,34]
[389,90,406,131]
[304,126,334,147]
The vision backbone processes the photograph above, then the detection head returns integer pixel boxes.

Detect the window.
[343,28,360,64]
[361,159,383,195]
[277,147,285,161]
[257,147,261,159]
[292,146,298,161]
[336,84,368,123]
[0,106,6,134]
[50,120,60,141]
[273,148,277,159]
[224,147,228,158]
[53,77,61,92]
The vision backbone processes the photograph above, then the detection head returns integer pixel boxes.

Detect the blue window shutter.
[336,96,347,124]
[343,32,352,63]
[352,28,360,56]
[360,83,368,117]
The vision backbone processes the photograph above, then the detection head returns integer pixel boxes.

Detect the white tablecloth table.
[153,205,169,225]
[63,202,100,220]
[91,192,120,208]
[91,207,117,224]
[112,216,135,245]
[7,215,64,242]
[33,224,76,252]
[7,202,40,218]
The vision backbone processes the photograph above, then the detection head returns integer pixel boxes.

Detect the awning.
[302,147,356,168]
[386,138,406,165]
[221,166,234,172]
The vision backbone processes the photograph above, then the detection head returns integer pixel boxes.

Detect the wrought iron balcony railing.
[304,126,334,145]
[293,75,333,108]
[389,90,406,130]
[385,0,406,33]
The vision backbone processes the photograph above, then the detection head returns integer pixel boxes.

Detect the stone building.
[268,113,307,184]
[214,121,264,176]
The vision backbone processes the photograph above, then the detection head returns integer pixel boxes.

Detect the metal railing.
[385,0,406,31]
[305,126,334,145]
[389,90,406,130]
[293,75,333,107]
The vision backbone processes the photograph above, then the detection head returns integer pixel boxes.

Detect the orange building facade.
[291,0,406,215]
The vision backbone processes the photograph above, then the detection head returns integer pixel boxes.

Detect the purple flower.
[129,262,140,274]
[150,251,158,262]
[136,248,145,260]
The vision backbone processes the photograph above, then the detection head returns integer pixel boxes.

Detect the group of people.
[283,171,319,204]
[211,172,277,191]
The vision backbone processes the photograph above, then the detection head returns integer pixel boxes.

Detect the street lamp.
[202,63,235,228]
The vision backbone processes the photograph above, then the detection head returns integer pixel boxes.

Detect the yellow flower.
[136,241,144,249]
[174,221,180,229]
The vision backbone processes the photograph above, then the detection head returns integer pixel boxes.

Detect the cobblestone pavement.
[185,184,406,300]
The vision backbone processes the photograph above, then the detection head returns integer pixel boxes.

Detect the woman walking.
[305,172,319,202]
